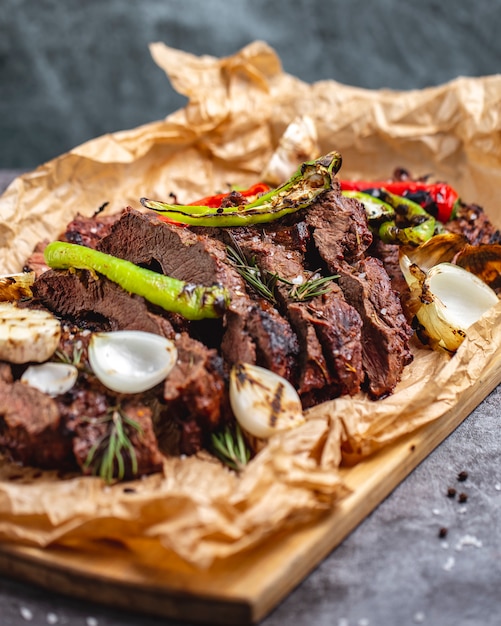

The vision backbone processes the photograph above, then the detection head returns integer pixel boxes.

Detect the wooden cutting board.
[0,350,500,625]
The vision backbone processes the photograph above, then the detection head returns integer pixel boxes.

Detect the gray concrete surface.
[1,168,501,623]
[1,0,501,168]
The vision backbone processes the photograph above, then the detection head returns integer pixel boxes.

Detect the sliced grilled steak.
[306,189,413,397]
[97,209,299,381]
[369,239,409,297]
[162,332,227,454]
[305,187,373,265]
[0,378,73,468]
[62,210,123,249]
[71,399,164,479]
[32,269,175,337]
[446,201,501,245]
[225,224,364,404]
[338,257,413,398]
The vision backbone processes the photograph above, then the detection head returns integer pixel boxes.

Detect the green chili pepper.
[140,151,342,227]
[44,241,230,320]
[342,189,437,246]
[342,190,395,222]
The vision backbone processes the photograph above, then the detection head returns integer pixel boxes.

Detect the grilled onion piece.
[0,302,61,363]
[400,255,499,352]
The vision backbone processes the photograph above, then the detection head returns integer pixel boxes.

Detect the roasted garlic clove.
[229,363,305,439]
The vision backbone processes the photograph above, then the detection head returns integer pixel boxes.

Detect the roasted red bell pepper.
[187,182,271,208]
[156,182,271,226]
[340,179,460,223]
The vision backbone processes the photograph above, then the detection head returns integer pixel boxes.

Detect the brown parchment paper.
[0,40,501,569]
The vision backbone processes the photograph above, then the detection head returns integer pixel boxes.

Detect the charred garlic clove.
[0,271,36,301]
[400,256,499,352]
[88,330,178,394]
[21,362,78,397]
[229,363,305,439]
[0,302,61,363]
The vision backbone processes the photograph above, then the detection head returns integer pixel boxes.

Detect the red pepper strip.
[187,182,271,208]
[340,180,459,223]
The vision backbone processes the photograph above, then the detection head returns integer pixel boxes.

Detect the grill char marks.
[337,258,414,398]
[224,223,365,406]
[98,209,299,383]
[306,189,413,398]
[32,268,175,337]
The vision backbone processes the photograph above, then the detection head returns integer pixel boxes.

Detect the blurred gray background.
[1,0,500,169]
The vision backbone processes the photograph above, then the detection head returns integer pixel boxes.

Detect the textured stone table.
[1,170,500,626]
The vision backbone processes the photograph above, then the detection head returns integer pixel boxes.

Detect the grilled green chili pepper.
[140,151,342,227]
[44,241,230,320]
[342,189,437,246]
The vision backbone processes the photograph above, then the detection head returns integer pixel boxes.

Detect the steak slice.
[32,269,175,337]
[369,239,409,298]
[305,187,374,265]
[338,257,413,398]
[244,304,299,382]
[226,224,364,403]
[306,189,413,397]
[0,378,73,469]
[62,211,123,249]
[446,202,501,246]
[98,209,299,380]
[161,332,227,454]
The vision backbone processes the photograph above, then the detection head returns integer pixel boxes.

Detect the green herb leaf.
[227,243,279,304]
[211,422,251,472]
[83,406,143,483]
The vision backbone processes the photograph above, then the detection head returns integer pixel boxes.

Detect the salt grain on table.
[455,534,483,550]
[20,606,33,621]
[443,556,456,571]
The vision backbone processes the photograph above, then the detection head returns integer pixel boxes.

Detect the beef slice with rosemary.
[69,395,164,480]
[225,225,364,404]
[97,209,299,381]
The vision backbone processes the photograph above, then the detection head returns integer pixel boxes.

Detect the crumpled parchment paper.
[0,40,500,569]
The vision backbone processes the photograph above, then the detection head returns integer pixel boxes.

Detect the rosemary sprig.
[211,422,251,472]
[54,344,83,367]
[226,244,279,304]
[282,270,339,301]
[227,235,339,304]
[83,406,143,483]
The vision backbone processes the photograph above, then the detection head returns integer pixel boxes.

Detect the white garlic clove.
[88,330,178,394]
[21,362,78,397]
[229,363,305,439]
